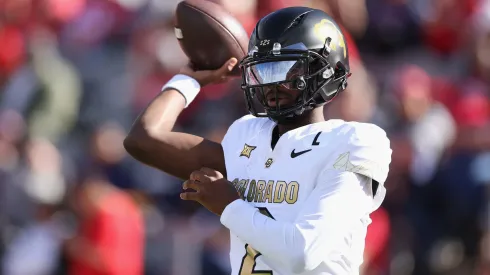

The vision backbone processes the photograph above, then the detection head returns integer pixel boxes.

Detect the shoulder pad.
[221,115,268,147]
[330,122,392,184]
[228,114,257,129]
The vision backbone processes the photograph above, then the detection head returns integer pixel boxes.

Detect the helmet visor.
[244,59,307,86]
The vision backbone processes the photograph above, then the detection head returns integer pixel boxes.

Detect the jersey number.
[238,207,274,275]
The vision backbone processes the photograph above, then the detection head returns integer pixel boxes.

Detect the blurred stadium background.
[0,0,489,274]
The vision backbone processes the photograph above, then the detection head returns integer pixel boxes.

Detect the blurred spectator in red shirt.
[415,0,478,54]
[362,207,391,275]
[0,25,25,83]
[67,177,144,275]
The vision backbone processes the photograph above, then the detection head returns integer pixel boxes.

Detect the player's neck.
[277,108,325,136]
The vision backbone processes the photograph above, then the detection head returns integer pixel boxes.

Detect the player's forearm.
[220,201,319,273]
[124,90,185,170]
[124,73,227,179]
[131,89,185,135]
[124,89,184,157]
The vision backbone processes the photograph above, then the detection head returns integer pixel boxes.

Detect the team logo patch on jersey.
[265,158,274,168]
[240,144,256,158]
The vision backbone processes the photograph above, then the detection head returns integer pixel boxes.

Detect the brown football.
[174,0,249,76]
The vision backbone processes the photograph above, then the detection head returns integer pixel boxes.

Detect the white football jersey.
[220,115,392,275]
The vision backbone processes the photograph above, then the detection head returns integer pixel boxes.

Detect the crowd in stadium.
[0,0,489,274]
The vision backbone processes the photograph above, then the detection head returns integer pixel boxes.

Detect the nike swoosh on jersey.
[290,149,312,158]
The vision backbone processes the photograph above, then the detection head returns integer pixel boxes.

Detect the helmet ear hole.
[295,77,306,90]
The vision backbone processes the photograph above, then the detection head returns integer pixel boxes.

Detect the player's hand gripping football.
[180,167,240,216]
[180,57,238,87]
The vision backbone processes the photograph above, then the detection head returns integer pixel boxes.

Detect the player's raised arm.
[123,58,238,180]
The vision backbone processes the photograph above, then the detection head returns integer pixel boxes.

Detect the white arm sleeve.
[220,169,373,273]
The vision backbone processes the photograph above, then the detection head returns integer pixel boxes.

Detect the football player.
[124,7,392,275]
